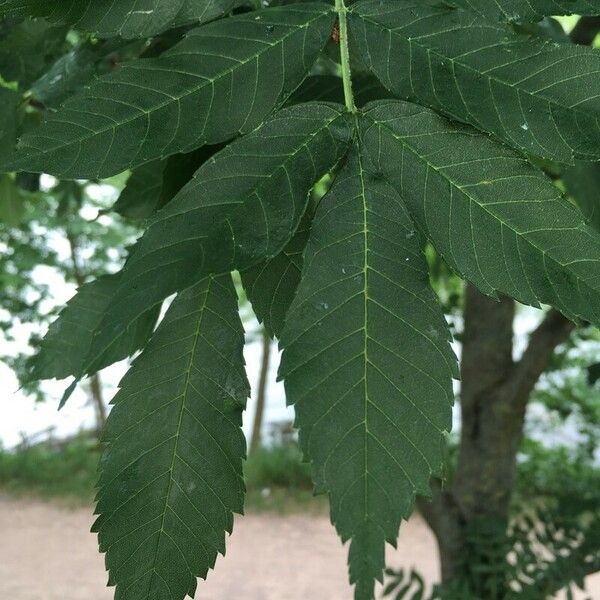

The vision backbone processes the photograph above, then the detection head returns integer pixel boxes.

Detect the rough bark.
[420,286,574,592]
[250,329,272,454]
[89,373,107,438]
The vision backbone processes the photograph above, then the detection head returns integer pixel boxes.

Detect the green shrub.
[244,443,312,491]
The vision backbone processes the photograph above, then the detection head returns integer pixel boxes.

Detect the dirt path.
[0,497,596,599]
[0,496,437,600]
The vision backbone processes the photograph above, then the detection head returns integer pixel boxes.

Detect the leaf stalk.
[334,0,356,113]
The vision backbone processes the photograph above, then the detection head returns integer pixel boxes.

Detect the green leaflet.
[241,206,313,338]
[563,162,600,230]
[93,275,249,600]
[85,103,352,377]
[0,18,67,89]
[360,100,600,327]
[30,39,144,110]
[451,0,600,22]
[113,160,168,221]
[0,0,247,39]
[0,87,18,160]
[27,273,159,382]
[2,3,335,178]
[113,146,222,220]
[350,0,600,163]
[0,176,24,225]
[279,146,457,600]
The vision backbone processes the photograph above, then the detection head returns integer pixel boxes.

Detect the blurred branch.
[570,16,600,45]
[508,310,575,412]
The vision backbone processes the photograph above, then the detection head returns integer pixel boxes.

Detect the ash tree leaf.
[113,145,222,220]
[28,273,159,382]
[30,38,143,111]
[350,0,600,163]
[451,0,600,23]
[360,99,600,327]
[562,162,600,231]
[0,18,67,89]
[0,87,19,160]
[93,274,249,600]
[241,205,313,338]
[113,160,169,221]
[279,146,457,600]
[0,0,248,39]
[2,3,336,179]
[86,103,352,372]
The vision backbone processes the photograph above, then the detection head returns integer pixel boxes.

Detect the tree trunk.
[419,285,575,596]
[89,373,107,440]
[250,329,272,454]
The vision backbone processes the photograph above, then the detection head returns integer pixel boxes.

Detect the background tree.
[0,175,139,436]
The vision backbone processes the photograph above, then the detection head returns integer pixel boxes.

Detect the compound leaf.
[86,103,352,372]
[279,146,457,600]
[93,274,249,600]
[360,100,600,327]
[351,0,600,162]
[563,162,600,231]
[3,3,335,178]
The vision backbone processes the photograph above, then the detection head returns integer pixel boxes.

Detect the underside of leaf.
[351,0,600,162]
[3,3,335,178]
[279,145,457,600]
[93,274,249,600]
[0,0,248,39]
[360,100,600,327]
[85,103,352,377]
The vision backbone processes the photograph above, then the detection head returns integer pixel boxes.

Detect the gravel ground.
[0,496,596,600]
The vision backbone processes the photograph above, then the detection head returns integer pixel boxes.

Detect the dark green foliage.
[244,442,313,490]
[359,101,600,325]
[93,275,249,600]
[3,1,600,599]
[4,4,336,178]
[0,0,249,39]
[28,273,159,382]
[279,146,457,596]
[351,1,600,162]
[0,17,67,88]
